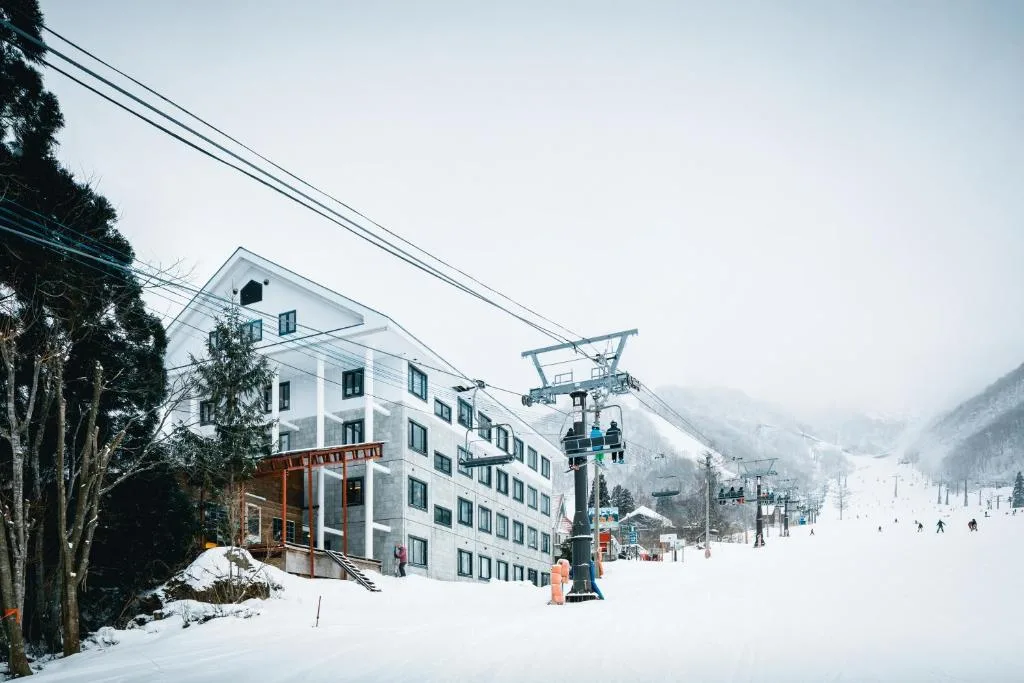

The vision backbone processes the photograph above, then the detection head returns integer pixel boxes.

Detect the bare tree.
[53,360,191,656]
[0,307,53,677]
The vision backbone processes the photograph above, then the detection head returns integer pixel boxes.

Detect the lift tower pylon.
[522,329,638,603]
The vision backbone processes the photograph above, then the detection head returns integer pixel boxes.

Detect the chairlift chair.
[717,478,746,505]
[651,475,681,498]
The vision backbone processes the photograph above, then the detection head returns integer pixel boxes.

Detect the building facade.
[166,248,558,585]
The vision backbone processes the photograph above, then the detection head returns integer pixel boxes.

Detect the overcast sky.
[37,0,1024,419]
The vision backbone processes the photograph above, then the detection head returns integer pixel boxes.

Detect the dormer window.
[240,280,263,306]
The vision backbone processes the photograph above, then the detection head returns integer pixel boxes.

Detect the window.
[272,517,283,541]
[513,478,524,503]
[457,399,473,428]
[541,572,551,587]
[262,385,272,413]
[343,419,364,445]
[286,520,296,543]
[346,478,364,506]
[496,469,509,495]
[527,486,538,510]
[408,477,428,511]
[434,399,451,423]
[477,413,492,441]
[478,465,492,487]
[434,505,452,527]
[457,498,473,526]
[541,456,551,479]
[434,452,452,476]
[409,536,428,568]
[278,432,291,452]
[478,555,492,580]
[408,364,427,401]
[245,503,261,543]
[208,330,220,350]
[527,526,538,549]
[458,549,473,577]
[278,310,296,335]
[457,447,472,478]
[527,568,538,586]
[541,494,551,516]
[513,521,524,544]
[342,368,363,398]
[243,320,262,342]
[513,438,524,462]
[513,565,524,581]
[542,532,551,554]
[279,382,291,411]
[240,280,263,306]
[478,506,492,534]
[528,447,538,470]
[496,427,509,452]
[496,513,509,539]
[408,420,427,454]
[497,560,509,581]
[199,400,214,426]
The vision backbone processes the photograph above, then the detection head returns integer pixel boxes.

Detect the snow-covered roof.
[620,505,674,528]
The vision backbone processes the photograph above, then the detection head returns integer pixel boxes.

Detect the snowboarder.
[968,519,978,532]
[936,520,945,533]
[395,544,407,577]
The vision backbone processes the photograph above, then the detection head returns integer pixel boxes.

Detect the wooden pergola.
[249,442,384,578]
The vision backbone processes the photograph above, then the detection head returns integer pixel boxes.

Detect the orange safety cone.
[549,564,565,605]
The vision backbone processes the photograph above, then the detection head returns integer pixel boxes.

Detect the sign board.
[659,533,677,545]
[628,532,639,544]
[588,506,619,530]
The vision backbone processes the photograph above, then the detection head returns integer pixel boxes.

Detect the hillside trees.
[1,0,195,669]
[1013,472,1024,508]
[587,472,610,509]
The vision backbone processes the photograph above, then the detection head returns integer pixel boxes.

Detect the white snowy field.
[32,453,1024,683]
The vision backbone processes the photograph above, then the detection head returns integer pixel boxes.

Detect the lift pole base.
[565,591,600,603]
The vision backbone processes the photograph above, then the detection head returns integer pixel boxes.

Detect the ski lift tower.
[739,458,778,548]
[522,329,638,602]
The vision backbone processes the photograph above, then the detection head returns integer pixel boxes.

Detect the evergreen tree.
[588,472,611,508]
[1013,472,1024,508]
[2,0,190,666]
[173,306,274,546]
[610,484,637,516]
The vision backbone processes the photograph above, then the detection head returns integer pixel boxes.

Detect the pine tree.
[174,306,274,546]
[588,472,611,508]
[1013,472,1024,508]
[610,484,636,516]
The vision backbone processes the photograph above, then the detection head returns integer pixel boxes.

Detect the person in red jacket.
[395,544,407,577]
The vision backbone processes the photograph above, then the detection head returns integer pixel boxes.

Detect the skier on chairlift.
[590,423,604,463]
[606,421,622,463]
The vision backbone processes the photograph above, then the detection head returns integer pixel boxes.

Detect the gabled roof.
[168,247,561,452]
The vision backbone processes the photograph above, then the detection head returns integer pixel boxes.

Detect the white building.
[166,248,559,586]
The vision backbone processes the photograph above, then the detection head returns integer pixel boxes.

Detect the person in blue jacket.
[590,424,604,463]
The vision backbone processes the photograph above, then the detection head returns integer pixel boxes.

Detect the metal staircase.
[324,550,382,592]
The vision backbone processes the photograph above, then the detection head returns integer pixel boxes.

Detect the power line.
[39,24,595,357]
[2,21,703,464]
[0,19,587,354]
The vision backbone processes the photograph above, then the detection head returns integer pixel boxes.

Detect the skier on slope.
[917,522,924,532]
[936,520,945,533]
[968,519,978,532]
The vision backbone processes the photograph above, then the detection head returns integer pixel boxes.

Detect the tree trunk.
[60,577,80,657]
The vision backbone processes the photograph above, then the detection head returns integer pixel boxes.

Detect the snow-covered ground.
[31,452,1024,682]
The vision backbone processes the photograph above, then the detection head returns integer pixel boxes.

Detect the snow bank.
[30,464,1024,682]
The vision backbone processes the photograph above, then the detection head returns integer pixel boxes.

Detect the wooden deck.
[248,542,382,581]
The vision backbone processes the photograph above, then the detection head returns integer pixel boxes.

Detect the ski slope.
[30,453,1024,683]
